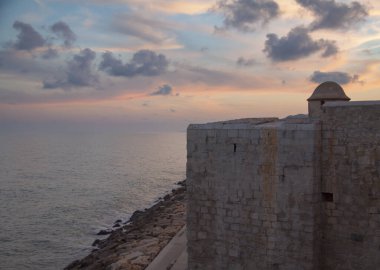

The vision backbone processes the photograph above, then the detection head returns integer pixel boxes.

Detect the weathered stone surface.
[320,103,380,270]
[187,117,321,270]
[187,98,380,270]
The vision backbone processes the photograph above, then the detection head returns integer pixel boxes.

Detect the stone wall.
[320,102,380,270]
[187,101,380,269]
[187,117,321,270]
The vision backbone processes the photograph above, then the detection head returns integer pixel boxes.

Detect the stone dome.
[307,81,350,101]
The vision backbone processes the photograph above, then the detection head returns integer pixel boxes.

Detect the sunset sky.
[1,0,380,132]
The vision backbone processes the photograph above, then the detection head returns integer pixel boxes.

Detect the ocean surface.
[0,129,186,270]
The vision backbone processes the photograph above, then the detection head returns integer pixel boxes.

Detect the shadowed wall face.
[320,103,380,270]
[186,118,321,270]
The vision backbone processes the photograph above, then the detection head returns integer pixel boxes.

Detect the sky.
[1,0,380,132]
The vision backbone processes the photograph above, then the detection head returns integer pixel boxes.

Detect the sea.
[0,129,186,270]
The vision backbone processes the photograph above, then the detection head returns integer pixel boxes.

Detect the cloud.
[43,48,98,89]
[213,0,280,32]
[50,21,77,47]
[111,13,176,44]
[236,57,256,66]
[263,26,338,61]
[150,84,174,96]
[41,48,58,59]
[89,0,214,15]
[296,0,368,31]
[11,21,46,50]
[321,41,338,57]
[310,71,360,84]
[0,49,56,75]
[169,62,268,90]
[99,50,169,77]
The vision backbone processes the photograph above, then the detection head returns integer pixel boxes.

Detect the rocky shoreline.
[65,180,186,270]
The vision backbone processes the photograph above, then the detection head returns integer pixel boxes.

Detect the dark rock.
[177,179,186,186]
[113,223,121,228]
[177,187,185,193]
[164,194,170,201]
[115,219,122,223]
[130,210,144,221]
[64,260,80,270]
[92,239,101,247]
[97,229,112,236]
[176,194,185,201]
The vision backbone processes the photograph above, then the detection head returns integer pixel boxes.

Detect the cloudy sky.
[1,0,380,131]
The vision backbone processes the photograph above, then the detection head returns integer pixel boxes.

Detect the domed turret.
[308,81,350,101]
[308,81,350,118]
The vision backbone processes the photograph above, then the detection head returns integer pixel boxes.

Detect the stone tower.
[307,81,350,118]
[187,82,380,270]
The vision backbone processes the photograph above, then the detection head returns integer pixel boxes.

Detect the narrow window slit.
[322,192,333,202]
[233,143,237,153]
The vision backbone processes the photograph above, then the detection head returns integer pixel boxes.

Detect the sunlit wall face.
[1,0,380,132]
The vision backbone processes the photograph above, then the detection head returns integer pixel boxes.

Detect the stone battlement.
[186,82,380,270]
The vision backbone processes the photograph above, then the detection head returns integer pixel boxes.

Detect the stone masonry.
[186,82,380,270]
[320,101,380,269]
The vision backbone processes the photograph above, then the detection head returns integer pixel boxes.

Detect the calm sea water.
[0,130,186,270]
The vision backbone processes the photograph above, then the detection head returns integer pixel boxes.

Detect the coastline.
[65,180,186,270]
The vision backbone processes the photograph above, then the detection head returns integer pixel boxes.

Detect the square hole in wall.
[351,233,364,243]
[321,192,334,202]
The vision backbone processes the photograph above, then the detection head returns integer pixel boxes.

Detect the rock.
[65,260,80,269]
[130,210,144,221]
[131,255,150,266]
[176,194,185,201]
[92,239,101,246]
[124,251,143,260]
[177,179,186,186]
[97,229,113,236]
[65,181,187,270]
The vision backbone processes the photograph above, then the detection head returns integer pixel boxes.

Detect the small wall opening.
[322,192,333,202]
[233,143,237,153]
[351,233,364,243]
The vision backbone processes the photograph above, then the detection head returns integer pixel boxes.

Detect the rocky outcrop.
[65,181,186,270]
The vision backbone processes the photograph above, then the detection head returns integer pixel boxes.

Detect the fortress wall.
[320,103,380,270]
[187,119,321,270]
